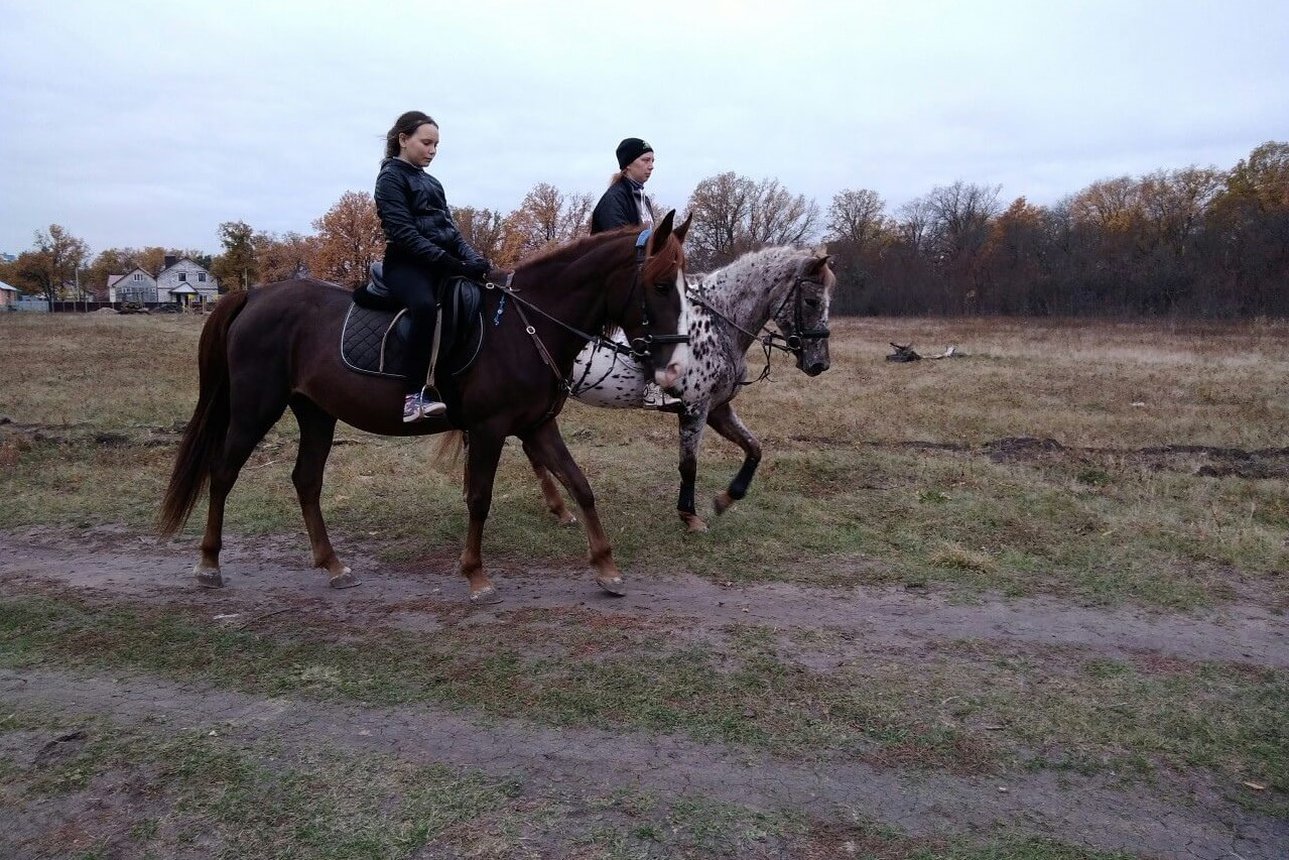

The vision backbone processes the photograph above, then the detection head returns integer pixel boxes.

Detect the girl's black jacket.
[373,157,487,276]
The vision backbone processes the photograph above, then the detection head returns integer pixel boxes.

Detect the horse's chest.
[682,326,741,395]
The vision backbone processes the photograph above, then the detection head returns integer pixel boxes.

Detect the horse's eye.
[654,282,672,293]
[805,299,821,309]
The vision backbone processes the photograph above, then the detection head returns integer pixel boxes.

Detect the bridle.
[691,271,830,384]
[485,228,690,392]
[765,274,831,353]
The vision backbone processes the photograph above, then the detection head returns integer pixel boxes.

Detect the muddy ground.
[1,525,1286,859]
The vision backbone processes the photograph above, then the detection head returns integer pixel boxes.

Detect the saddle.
[341,263,484,380]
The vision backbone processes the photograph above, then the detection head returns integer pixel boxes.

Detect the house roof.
[169,284,198,294]
[108,266,154,288]
[0,281,19,292]
[158,256,210,277]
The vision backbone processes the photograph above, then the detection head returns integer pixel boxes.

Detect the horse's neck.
[693,254,797,340]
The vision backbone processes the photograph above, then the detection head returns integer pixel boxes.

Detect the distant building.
[156,255,218,306]
[106,255,218,306]
[1,280,19,309]
[107,267,158,303]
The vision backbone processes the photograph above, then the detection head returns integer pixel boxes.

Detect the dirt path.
[2,526,1287,859]
[2,667,1284,860]
[2,526,1286,668]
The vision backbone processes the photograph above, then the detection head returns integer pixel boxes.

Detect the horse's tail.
[157,291,250,537]
[432,430,465,467]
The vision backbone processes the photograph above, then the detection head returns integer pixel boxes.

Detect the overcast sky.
[2,0,1285,257]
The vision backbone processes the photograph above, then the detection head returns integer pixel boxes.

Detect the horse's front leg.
[289,398,356,588]
[523,421,625,596]
[461,431,506,604]
[677,409,710,532]
[706,401,762,516]
[522,438,578,526]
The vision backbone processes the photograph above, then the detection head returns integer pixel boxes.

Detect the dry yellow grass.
[1,311,1286,607]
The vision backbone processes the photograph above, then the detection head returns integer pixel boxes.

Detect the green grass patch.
[2,594,1284,804]
[0,707,1144,860]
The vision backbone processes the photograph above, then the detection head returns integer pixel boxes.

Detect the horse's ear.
[648,210,677,254]
[803,254,833,278]
[675,212,692,244]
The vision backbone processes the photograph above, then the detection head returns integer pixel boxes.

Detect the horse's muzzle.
[804,359,829,377]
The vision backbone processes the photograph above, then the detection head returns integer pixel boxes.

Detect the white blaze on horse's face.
[655,268,693,391]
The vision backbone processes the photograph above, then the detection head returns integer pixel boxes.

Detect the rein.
[484,229,689,389]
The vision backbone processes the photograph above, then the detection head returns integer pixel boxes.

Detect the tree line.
[3,141,1284,317]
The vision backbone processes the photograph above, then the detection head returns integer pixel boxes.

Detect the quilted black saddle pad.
[340,304,484,379]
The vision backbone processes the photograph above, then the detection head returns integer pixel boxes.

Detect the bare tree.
[685,172,820,270]
[827,188,887,250]
[504,183,593,258]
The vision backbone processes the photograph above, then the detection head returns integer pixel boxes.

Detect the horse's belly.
[570,336,649,409]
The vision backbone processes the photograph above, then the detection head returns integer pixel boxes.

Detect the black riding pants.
[382,257,440,394]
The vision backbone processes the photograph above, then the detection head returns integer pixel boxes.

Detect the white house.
[156,256,218,306]
[107,267,158,303]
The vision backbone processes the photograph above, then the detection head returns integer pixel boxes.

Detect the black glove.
[484,267,513,285]
[463,259,489,281]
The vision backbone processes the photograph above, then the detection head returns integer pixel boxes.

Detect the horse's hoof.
[713,491,735,516]
[680,512,709,533]
[596,575,627,597]
[195,568,225,589]
[469,585,502,605]
[328,570,361,589]
[557,513,579,527]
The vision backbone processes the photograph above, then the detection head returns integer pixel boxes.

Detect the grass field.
[0,309,1285,859]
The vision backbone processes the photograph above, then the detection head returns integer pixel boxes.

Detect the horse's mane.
[516,226,639,272]
[692,245,824,292]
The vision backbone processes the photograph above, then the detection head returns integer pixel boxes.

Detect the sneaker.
[402,393,425,423]
[418,397,447,418]
[642,382,683,411]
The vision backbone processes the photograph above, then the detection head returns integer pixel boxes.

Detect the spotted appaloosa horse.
[528,245,835,531]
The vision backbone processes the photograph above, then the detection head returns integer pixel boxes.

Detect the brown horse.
[158,212,692,603]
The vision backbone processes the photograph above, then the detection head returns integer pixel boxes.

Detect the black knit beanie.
[615,137,653,169]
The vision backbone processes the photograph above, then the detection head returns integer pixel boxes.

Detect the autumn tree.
[504,183,593,259]
[86,248,140,300]
[209,220,258,291]
[254,231,318,284]
[978,197,1051,313]
[16,225,91,301]
[454,206,521,268]
[1205,141,1289,314]
[311,190,384,288]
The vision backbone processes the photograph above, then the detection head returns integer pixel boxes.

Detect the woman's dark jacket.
[590,177,650,234]
[373,157,487,276]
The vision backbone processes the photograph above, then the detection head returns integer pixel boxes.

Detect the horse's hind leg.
[460,430,506,604]
[289,397,356,588]
[524,421,625,596]
[196,387,288,587]
[523,439,578,526]
[706,402,762,517]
